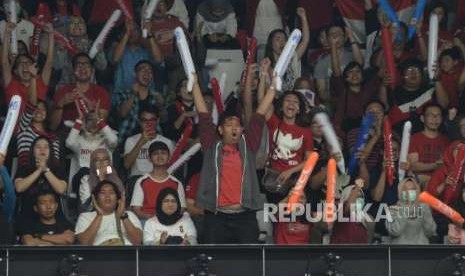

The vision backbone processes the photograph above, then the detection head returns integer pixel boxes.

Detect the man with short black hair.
[50,52,111,130]
[124,105,174,177]
[192,75,275,243]
[130,141,186,220]
[19,189,75,245]
[408,104,449,188]
[113,60,164,144]
[75,181,142,245]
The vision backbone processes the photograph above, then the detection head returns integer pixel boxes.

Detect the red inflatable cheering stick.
[384,118,395,186]
[240,37,257,90]
[210,78,224,114]
[381,27,397,89]
[30,17,78,55]
[169,123,193,166]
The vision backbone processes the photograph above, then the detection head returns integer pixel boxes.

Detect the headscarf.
[197,0,234,23]
[88,149,123,194]
[156,187,183,226]
[396,177,421,203]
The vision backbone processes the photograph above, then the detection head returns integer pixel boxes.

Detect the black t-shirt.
[15,165,65,219]
[18,216,73,238]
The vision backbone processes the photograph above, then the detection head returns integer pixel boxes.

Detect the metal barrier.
[0,245,464,276]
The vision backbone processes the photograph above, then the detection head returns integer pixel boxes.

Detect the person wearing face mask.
[330,184,373,244]
[65,101,117,183]
[385,177,436,244]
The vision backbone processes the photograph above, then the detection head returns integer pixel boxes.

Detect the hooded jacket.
[196,112,266,213]
[386,178,436,244]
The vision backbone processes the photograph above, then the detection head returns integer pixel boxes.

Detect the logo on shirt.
[272,130,303,162]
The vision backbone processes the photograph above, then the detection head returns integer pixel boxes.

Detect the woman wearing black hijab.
[143,188,197,245]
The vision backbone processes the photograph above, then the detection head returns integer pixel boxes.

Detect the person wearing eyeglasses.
[123,104,174,177]
[50,52,111,131]
[380,58,449,134]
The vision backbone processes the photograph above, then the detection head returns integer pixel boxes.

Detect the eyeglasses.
[162,199,177,204]
[75,62,91,68]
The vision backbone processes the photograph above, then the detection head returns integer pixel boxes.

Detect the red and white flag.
[335,0,415,43]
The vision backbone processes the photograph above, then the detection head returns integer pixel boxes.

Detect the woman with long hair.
[15,136,67,219]
[263,7,309,92]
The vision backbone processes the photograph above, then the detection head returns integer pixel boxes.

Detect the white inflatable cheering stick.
[273,29,302,91]
[175,27,196,91]
[6,0,18,56]
[0,96,22,156]
[167,143,201,174]
[314,112,345,173]
[428,14,439,80]
[89,9,122,59]
[142,0,159,38]
[398,121,412,181]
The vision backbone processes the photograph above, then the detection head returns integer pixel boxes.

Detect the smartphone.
[96,166,112,176]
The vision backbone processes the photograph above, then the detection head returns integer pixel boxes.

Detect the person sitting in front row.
[144,187,197,245]
[19,189,75,246]
[75,181,142,245]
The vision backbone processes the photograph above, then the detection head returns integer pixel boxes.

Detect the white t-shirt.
[75,211,142,245]
[143,212,197,245]
[253,0,283,45]
[130,174,187,209]
[124,134,174,177]
[0,19,34,49]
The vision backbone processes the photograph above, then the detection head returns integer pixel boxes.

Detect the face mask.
[408,190,417,203]
[355,198,365,211]
[401,190,417,203]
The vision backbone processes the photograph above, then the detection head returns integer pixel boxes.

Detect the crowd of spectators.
[0,0,465,246]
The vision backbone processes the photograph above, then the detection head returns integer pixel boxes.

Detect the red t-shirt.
[274,221,312,244]
[409,132,449,176]
[186,173,200,200]
[267,114,313,172]
[140,176,179,215]
[439,66,463,109]
[152,15,185,57]
[5,78,48,113]
[218,145,243,207]
[330,222,368,244]
[88,0,132,25]
[53,84,110,122]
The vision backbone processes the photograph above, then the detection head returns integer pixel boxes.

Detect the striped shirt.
[17,102,61,166]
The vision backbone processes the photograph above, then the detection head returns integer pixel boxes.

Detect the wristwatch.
[120,212,129,220]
